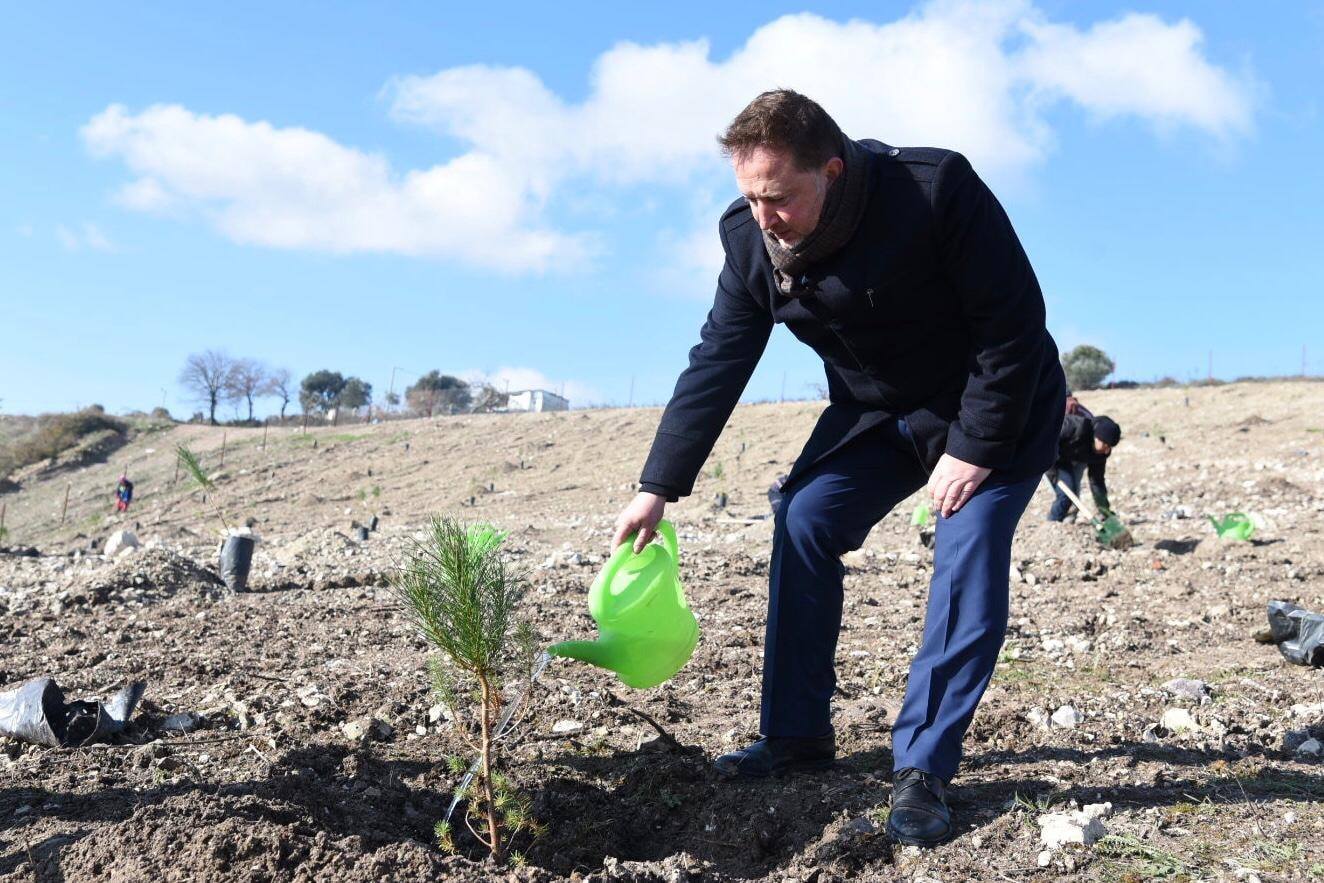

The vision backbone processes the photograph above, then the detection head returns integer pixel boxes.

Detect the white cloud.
[55,222,115,252]
[15,223,33,237]
[81,104,593,272]
[388,1,1252,186]
[84,2,1253,274]
[461,366,602,408]
[1019,12,1254,137]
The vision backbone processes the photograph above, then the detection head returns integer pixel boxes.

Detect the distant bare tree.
[179,350,233,425]
[264,367,293,420]
[225,358,269,422]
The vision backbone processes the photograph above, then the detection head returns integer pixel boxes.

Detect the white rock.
[843,550,869,569]
[1162,678,1211,704]
[1296,738,1323,758]
[104,530,139,558]
[1161,707,1199,734]
[1037,850,1053,868]
[427,703,453,724]
[552,719,583,734]
[1051,705,1083,729]
[1081,802,1113,820]
[1066,636,1093,654]
[1038,810,1107,848]
[1028,707,1052,729]
[162,712,204,733]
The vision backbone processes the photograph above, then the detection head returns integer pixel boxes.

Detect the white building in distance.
[504,389,569,412]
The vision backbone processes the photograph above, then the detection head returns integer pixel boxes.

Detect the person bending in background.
[1048,414,1120,521]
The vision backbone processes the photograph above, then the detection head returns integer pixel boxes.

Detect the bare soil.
[2,381,1323,881]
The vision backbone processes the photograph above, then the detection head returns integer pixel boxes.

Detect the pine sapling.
[175,444,232,533]
[394,517,542,864]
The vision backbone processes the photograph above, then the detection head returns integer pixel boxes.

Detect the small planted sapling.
[710,461,728,509]
[394,517,543,864]
[176,444,258,591]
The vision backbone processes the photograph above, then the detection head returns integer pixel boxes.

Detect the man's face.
[733,146,842,248]
[1094,439,1113,456]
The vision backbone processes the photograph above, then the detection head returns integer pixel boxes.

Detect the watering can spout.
[547,639,617,672]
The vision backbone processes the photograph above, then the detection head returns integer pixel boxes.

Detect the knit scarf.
[762,136,872,295]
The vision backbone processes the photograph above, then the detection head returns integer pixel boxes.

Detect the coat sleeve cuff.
[638,482,680,503]
[945,422,1017,471]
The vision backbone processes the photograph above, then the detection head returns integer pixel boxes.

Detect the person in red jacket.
[114,476,134,512]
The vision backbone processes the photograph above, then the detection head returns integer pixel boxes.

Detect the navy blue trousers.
[762,421,1038,782]
[1046,462,1085,521]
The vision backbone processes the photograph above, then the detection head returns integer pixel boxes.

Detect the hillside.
[1,381,1322,881]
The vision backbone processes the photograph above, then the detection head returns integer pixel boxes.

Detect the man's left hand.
[928,453,992,518]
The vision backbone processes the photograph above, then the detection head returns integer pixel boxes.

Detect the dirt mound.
[88,546,225,604]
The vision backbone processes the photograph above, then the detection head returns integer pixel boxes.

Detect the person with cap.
[1048,413,1120,521]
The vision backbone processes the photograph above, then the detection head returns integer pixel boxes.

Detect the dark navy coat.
[640,140,1066,500]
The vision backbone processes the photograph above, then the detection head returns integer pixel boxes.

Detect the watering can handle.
[657,519,678,563]
[601,518,678,587]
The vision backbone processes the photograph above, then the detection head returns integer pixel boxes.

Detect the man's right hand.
[612,492,667,554]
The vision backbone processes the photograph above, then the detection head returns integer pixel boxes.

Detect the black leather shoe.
[713,734,835,779]
[886,768,952,847]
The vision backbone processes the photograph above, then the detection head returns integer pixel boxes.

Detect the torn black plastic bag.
[1267,601,1324,667]
[0,678,145,748]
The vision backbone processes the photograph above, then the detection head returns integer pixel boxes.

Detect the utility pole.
[1207,351,1213,382]
[780,371,787,403]
[628,375,635,408]
[60,484,71,526]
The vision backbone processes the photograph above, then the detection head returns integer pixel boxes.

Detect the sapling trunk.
[479,677,503,864]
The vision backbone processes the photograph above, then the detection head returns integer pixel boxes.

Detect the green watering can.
[548,520,699,689]
[1209,512,1255,542]
[467,523,507,555]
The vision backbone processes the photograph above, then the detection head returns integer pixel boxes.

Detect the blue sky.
[2,1,1321,418]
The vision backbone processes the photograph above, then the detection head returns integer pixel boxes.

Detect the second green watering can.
[548,520,699,689]
[1209,512,1255,542]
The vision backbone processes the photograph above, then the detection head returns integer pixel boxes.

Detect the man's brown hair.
[718,89,844,171]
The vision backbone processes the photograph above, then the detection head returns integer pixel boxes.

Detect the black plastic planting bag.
[0,678,145,748]
[767,474,789,516]
[1267,601,1324,667]
[220,534,255,592]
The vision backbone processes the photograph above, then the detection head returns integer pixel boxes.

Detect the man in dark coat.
[611,90,1065,847]
[1048,413,1121,521]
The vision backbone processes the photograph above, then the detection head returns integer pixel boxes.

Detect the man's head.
[719,90,844,248]
[1093,416,1121,455]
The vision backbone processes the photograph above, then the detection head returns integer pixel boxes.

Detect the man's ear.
[823,156,844,183]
